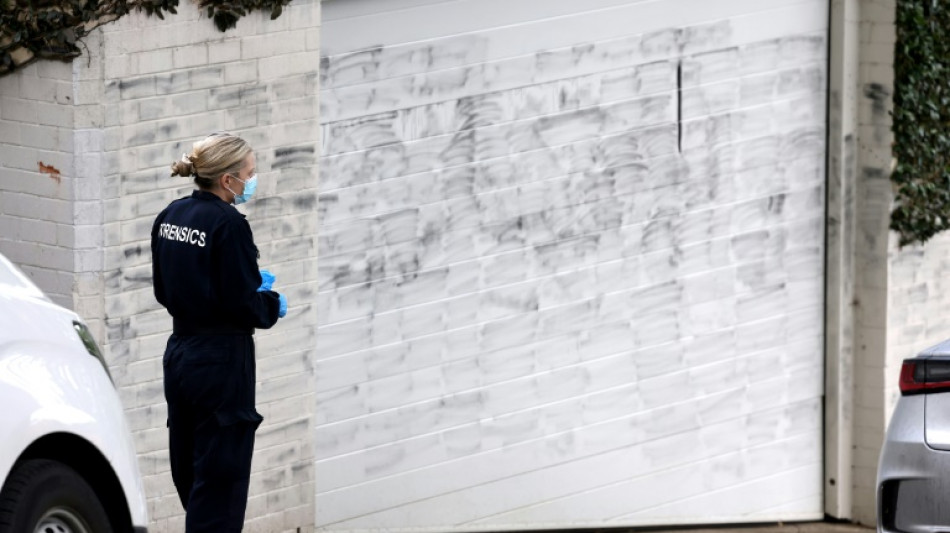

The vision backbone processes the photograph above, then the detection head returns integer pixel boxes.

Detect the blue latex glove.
[278,293,287,318]
[258,269,275,292]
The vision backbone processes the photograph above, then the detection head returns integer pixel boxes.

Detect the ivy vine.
[891,0,950,246]
[0,0,290,77]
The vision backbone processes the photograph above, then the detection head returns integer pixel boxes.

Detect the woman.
[151,132,287,532]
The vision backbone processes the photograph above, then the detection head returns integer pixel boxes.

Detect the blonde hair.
[170,132,253,188]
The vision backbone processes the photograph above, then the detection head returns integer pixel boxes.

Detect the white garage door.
[316,0,827,530]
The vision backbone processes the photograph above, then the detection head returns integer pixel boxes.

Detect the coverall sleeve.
[217,217,281,329]
[150,213,167,309]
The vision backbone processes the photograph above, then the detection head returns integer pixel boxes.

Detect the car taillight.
[900,360,950,395]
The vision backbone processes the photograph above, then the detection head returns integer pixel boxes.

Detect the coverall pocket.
[177,344,239,409]
[206,408,264,481]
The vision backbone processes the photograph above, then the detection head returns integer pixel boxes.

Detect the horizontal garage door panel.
[317,0,827,530]
[322,0,825,62]
[319,393,822,529]
[321,8,825,124]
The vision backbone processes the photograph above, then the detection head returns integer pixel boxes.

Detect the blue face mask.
[227,174,258,205]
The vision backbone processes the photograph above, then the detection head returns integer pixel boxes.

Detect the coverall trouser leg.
[163,334,263,533]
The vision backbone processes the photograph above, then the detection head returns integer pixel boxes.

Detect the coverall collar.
[193,189,228,203]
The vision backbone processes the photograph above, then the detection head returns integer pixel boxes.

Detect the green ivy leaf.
[0,0,287,76]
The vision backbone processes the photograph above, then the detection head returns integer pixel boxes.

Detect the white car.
[0,253,148,533]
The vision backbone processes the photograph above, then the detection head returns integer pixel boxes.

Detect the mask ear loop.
[222,174,242,203]
[224,174,243,189]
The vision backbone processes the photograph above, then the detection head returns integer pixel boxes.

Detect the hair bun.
[170,153,196,177]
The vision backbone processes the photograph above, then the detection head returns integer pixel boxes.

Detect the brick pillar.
[826,0,907,525]
[824,0,860,520]
[852,0,896,525]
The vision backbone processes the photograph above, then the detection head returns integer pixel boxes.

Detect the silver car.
[878,339,950,532]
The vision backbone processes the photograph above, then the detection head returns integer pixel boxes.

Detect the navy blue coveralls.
[151,190,281,532]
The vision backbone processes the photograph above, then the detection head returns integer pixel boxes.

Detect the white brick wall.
[0,2,320,531]
[0,59,77,308]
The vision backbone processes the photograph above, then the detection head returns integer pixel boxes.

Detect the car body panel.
[0,253,148,529]
[924,394,950,451]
